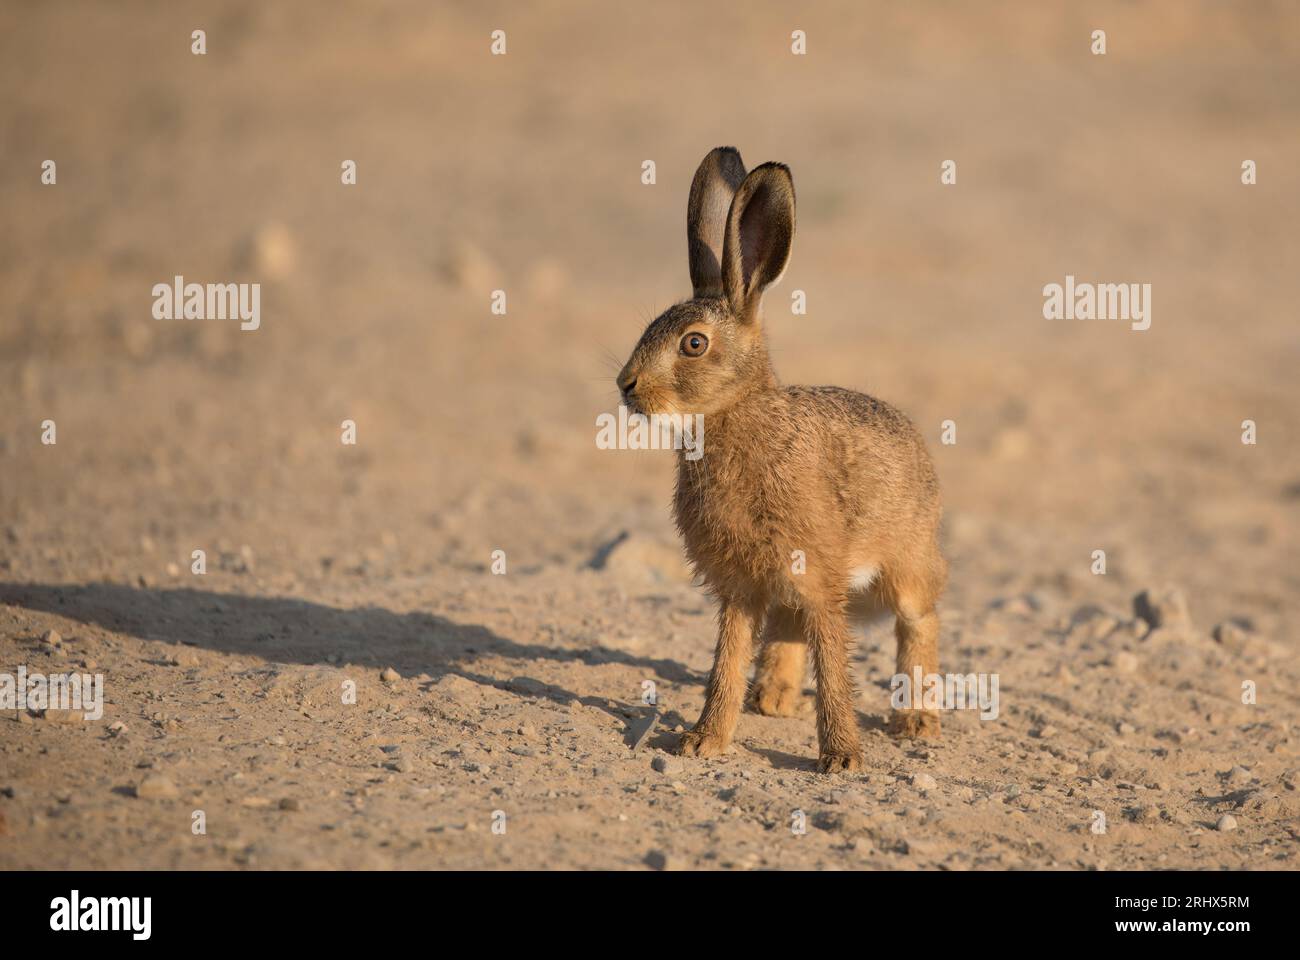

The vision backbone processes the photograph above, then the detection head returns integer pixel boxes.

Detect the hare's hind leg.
[886,554,945,739]
[679,597,764,758]
[749,603,806,717]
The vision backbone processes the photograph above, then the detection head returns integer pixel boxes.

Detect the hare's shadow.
[0,581,702,721]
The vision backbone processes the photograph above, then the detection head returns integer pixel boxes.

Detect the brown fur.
[617,147,947,773]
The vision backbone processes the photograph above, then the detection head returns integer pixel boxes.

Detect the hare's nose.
[618,374,638,395]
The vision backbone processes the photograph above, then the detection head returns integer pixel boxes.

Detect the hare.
[616,147,947,773]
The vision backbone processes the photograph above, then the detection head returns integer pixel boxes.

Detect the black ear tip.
[707,146,746,173]
[754,161,792,178]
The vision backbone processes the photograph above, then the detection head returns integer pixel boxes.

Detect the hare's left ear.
[687,147,747,298]
[721,163,795,323]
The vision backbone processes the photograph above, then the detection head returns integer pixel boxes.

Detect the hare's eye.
[680,332,709,357]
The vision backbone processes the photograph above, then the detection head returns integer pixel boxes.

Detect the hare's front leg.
[803,602,863,772]
[679,598,763,758]
[749,603,806,716]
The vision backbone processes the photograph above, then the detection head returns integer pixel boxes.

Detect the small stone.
[1215,814,1237,832]
[380,667,400,683]
[911,773,938,791]
[463,761,490,774]
[386,757,413,773]
[107,721,129,738]
[1133,587,1191,631]
[644,849,675,871]
[1116,721,1135,736]
[1226,765,1251,786]
[279,797,301,811]
[1033,725,1057,739]
[509,745,535,757]
[1211,621,1253,652]
[1113,651,1139,674]
[41,629,62,648]
[135,775,180,800]
[652,754,683,776]
[1131,804,1160,823]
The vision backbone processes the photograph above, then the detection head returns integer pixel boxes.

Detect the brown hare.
[616,147,947,773]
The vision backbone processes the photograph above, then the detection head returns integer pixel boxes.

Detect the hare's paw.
[817,750,863,774]
[749,679,802,717]
[677,728,728,758]
[889,710,942,739]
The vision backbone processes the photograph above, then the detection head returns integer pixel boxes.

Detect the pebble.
[1226,765,1251,786]
[279,797,302,812]
[644,849,675,871]
[652,754,683,776]
[1132,804,1160,823]
[1116,721,1135,735]
[135,775,180,800]
[380,667,400,683]
[509,745,535,757]
[911,773,938,791]
[41,629,62,648]
[1216,814,1237,832]
[1211,621,1258,653]
[1133,587,1191,631]
[1113,651,1139,674]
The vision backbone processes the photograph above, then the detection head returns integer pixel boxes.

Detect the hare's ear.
[687,147,747,298]
[721,163,795,323]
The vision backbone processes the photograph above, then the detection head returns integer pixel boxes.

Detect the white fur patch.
[848,565,879,592]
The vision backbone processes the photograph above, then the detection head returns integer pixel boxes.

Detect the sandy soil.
[1,1,1298,870]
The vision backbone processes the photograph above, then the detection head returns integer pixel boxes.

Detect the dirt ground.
[2,1,1298,870]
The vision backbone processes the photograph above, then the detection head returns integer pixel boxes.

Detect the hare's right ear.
[687,147,747,298]
[722,163,795,324]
